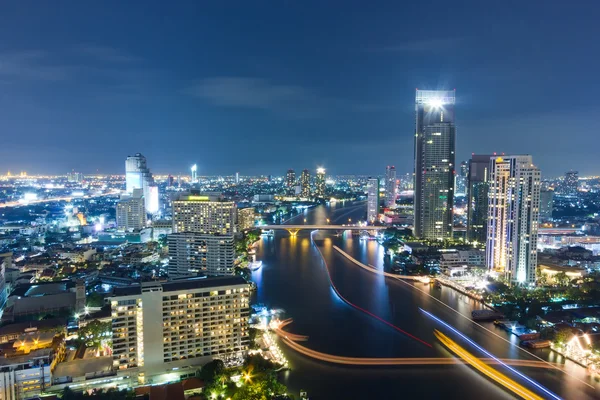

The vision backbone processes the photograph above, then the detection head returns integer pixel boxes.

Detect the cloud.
[184,77,323,118]
[369,37,465,53]
[0,50,72,81]
[80,45,142,63]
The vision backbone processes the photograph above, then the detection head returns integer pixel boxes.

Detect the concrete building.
[367,178,380,224]
[125,153,159,213]
[168,233,235,277]
[486,155,541,284]
[285,169,295,194]
[563,170,578,195]
[300,169,310,198]
[413,89,456,240]
[151,219,173,240]
[237,208,255,231]
[109,277,249,384]
[315,168,326,199]
[66,171,83,183]
[440,250,485,276]
[539,189,554,222]
[116,189,147,232]
[467,155,493,244]
[172,193,236,235]
[384,166,397,208]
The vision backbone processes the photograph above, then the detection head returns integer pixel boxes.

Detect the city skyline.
[1,2,600,176]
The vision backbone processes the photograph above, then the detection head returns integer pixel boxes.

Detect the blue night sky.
[1,1,599,177]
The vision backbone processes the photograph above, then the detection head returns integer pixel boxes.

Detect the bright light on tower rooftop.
[426,98,444,108]
[317,167,325,174]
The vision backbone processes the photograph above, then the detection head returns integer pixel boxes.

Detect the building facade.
[109,277,249,381]
[300,169,311,198]
[168,233,235,277]
[125,153,159,213]
[116,189,147,232]
[413,89,456,240]
[384,166,397,208]
[486,155,541,284]
[467,155,493,244]
[237,207,255,231]
[285,169,295,194]
[172,193,236,235]
[367,178,380,224]
[539,189,554,222]
[563,170,578,195]
[314,168,326,199]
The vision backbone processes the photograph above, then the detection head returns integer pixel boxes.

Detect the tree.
[86,292,105,308]
[198,359,225,382]
[554,272,570,287]
[78,320,112,349]
[553,327,573,346]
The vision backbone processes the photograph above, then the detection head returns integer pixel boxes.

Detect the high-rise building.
[286,169,296,193]
[167,175,175,187]
[367,177,380,224]
[172,192,236,234]
[237,207,255,231]
[67,171,83,183]
[467,155,493,244]
[539,189,554,222]
[300,169,311,198]
[168,233,235,276]
[455,161,468,197]
[191,164,198,184]
[563,170,578,195]
[315,168,326,199]
[413,90,456,240]
[109,277,249,380]
[486,155,541,284]
[0,252,10,311]
[384,166,397,208]
[116,188,147,231]
[125,153,159,213]
[235,172,240,184]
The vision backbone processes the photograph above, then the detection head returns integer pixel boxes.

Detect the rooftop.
[111,276,247,297]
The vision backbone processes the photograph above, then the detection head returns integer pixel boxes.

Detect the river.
[251,202,598,399]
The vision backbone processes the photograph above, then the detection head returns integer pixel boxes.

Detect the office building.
[125,153,159,213]
[300,169,311,198]
[455,161,468,197]
[109,277,249,380]
[367,177,380,224]
[486,155,541,284]
[384,166,397,208]
[413,89,456,240]
[286,169,296,193]
[66,171,83,183]
[191,164,198,184]
[315,168,326,199]
[237,207,255,231]
[235,172,239,184]
[172,193,236,234]
[563,170,578,195]
[168,233,235,276]
[467,155,493,244]
[539,189,554,222]
[116,189,147,232]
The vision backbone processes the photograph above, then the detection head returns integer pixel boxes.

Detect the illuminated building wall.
[300,169,311,198]
[467,154,493,244]
[486,155,541,284]
[413,89,456,240]
[539,189,554,222]
[563,170,578,195]
[172,193,236,234]
[116,189,147,231]
[286,169,296,194]
[109,277,250,377]
[168,233,235,276]
[367,177,379,224]
[384,165,397,208]
[125,153,159,213]
[237,207,255,231]
[315,168,326,199]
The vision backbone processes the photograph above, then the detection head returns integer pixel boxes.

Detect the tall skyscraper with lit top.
[125,153,159,213]
[486,155,541,284]
[300,169,311,198]
[413,89,456,240]
[315,168,326,199]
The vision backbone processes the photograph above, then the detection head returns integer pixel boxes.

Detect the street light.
[326,218,330,224]
[304,218,307,224]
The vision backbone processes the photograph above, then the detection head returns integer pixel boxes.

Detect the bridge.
[259,224,387,236]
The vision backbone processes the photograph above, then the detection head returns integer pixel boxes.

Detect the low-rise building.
[440,250,485,276]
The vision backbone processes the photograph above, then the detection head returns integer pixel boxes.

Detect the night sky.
[1,1,599,177]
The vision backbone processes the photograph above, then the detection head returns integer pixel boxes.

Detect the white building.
[440,250,485,276]
[384,166,397,208]
[125,153,159,214]
[116,189,147,232]
[367,178,379,224]
[168,233,235,277]
[109,277,249,384]
[486,155,541,284]
[172,193,236,235]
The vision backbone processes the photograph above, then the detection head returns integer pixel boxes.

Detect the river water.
[251,202,598,399]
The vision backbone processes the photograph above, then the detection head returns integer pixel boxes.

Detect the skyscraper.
[563,170,578,195]
[413,89,456,240]
[486,155,541,284]
[191,164,198,184]
[172,192,236,234]
[384,166,397,208]
[315,168,326,199]
[454,161,468,197]
[116,188,147,231]
[467,155,493,244]
[300,169,311,198]
[125,153,159,213]
[539,189,554,222]
[168,233,235,276]
[367,177,380,224]
[286,169,296,193]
